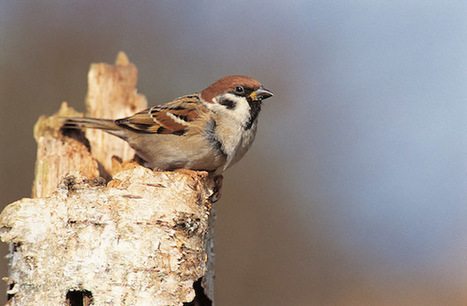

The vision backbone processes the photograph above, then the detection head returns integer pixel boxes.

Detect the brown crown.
[200,75,262,103]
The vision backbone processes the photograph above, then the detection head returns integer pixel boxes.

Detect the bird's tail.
[63,117,125,138]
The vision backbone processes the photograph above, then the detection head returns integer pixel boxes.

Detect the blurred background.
[1,1,467,305]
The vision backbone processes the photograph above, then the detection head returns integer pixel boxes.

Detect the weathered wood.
[84,51,148,177]
[32,102,99,198]
[1,53,216,305]
[2,168,215,305]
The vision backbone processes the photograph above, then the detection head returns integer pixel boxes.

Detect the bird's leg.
[209,175,223,203]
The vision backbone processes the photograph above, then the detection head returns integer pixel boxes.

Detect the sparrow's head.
[200,75,273,129]
[201,75,273,104]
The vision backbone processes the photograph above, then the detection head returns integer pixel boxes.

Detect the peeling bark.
[1,53,216,305]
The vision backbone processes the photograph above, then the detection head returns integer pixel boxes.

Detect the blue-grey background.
[1,1,466,305]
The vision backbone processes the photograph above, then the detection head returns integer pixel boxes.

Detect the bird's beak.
[250,87,274,101]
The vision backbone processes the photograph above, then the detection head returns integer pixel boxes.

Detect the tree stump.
[0,53,216,305]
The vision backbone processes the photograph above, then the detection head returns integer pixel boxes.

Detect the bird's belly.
[130,134,226,172]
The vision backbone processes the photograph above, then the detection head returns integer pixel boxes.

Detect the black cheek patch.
[218,97,236,110]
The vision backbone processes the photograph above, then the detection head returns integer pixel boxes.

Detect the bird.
[64,75,273,175]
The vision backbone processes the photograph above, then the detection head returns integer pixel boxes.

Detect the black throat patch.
[245,99,262,130]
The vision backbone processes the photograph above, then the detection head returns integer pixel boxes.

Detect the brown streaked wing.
[115,94,207,136]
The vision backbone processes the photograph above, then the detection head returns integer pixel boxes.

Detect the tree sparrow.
[64,75,273,175]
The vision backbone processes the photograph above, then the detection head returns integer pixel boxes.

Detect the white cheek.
[211,93,251,125]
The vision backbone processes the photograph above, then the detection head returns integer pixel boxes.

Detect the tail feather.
[63,117,126,138]
[63,117,119,130]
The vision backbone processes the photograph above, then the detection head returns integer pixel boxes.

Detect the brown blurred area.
[1,2,467,305]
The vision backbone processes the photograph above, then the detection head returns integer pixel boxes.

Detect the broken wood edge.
[2,168,217,305]
[3,53,217,305]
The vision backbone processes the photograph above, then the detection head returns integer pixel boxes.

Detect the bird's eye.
[235,86,245,94]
